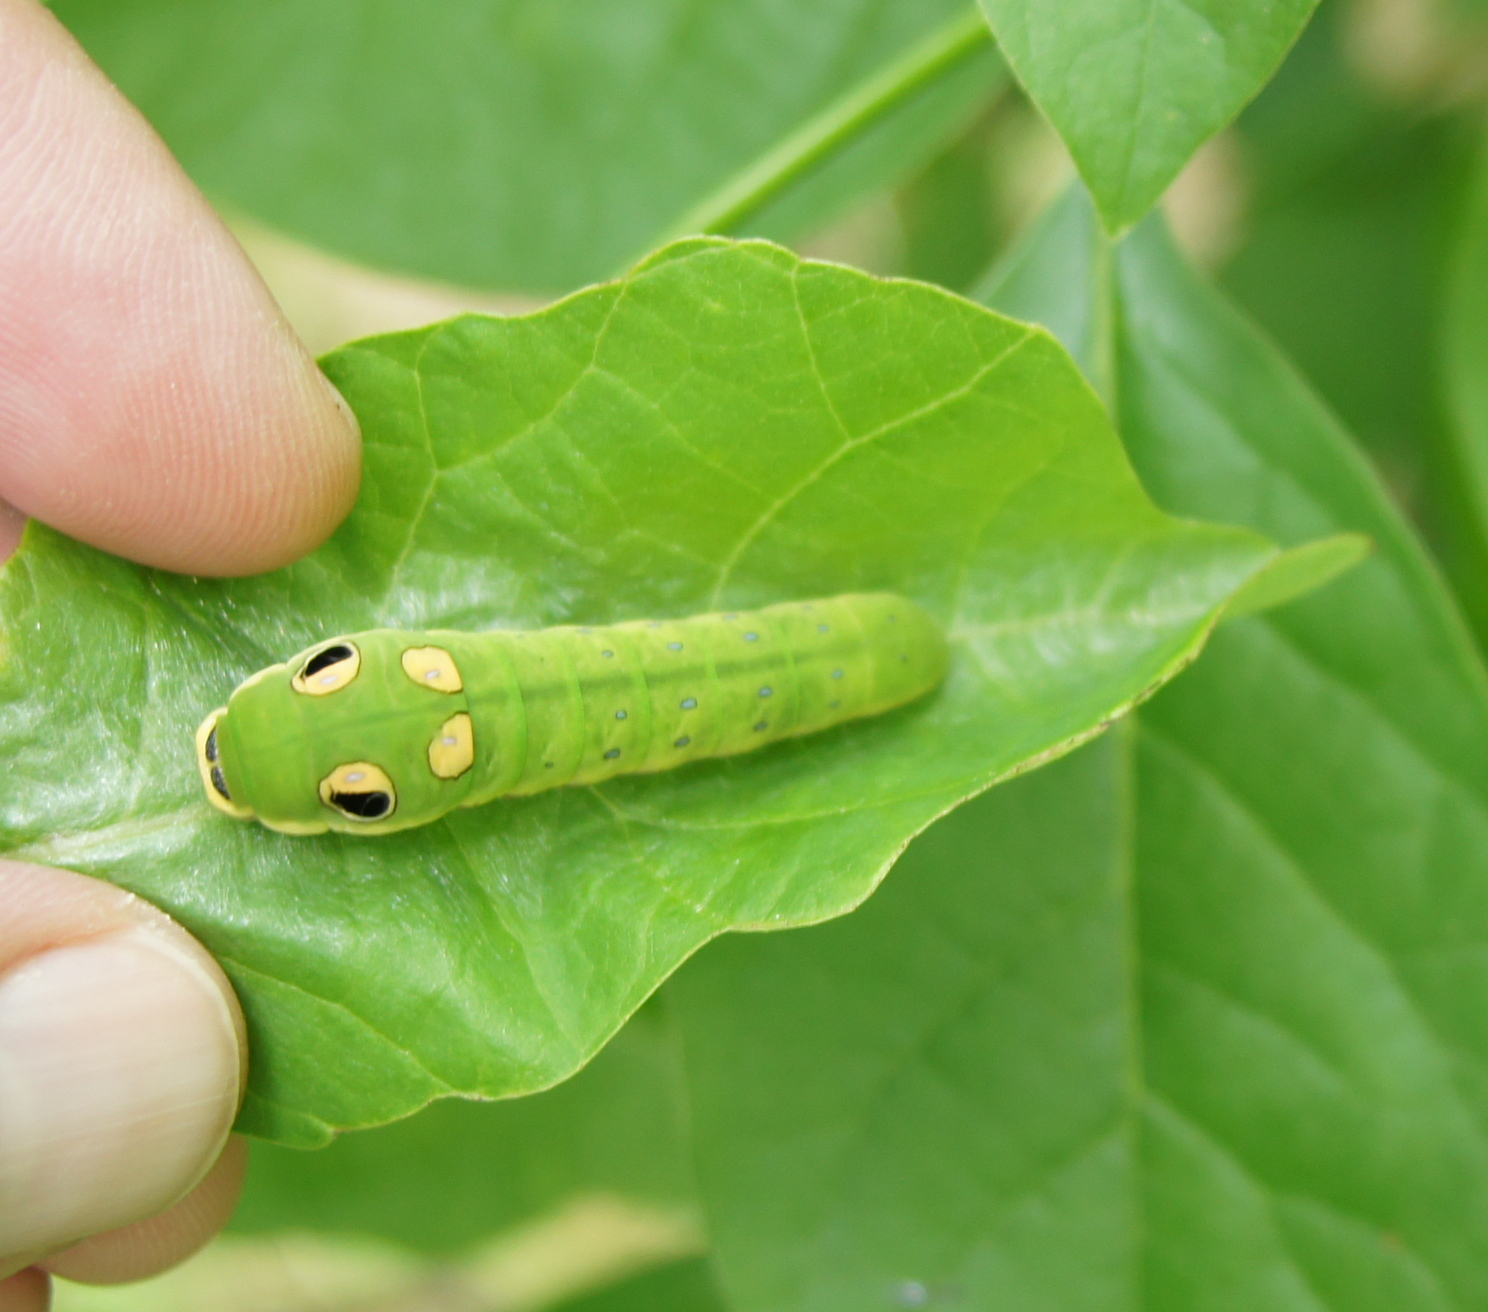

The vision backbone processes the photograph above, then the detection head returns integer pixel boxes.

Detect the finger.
[0,1267,47,1312]
[0,862,246,1270]
[0,0,360,577]
[42,1136,246,1285]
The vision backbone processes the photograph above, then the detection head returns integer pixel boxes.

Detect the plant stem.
[662,7,996,242]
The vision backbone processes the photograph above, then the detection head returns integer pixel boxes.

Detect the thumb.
[0,863,246,1270]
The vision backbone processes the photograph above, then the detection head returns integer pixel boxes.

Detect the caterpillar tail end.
[861,593,950,714]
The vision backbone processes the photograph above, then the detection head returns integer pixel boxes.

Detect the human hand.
[0,1,360,1304]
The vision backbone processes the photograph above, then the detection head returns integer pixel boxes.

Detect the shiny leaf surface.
[0,237,1275,1143]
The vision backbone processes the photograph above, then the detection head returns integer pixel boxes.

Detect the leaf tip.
[1222,532,1373,622]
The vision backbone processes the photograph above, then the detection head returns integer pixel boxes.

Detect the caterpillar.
[194,593,948,836]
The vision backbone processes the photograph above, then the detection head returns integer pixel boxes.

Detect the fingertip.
[41,1137,247,1285]
[0,0,362,577]
[156,358,363,578]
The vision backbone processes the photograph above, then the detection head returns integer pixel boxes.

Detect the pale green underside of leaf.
[0,237,1277,1144]
[52,0,1002,293]
[977,0,1320,232]
[667,194,1488,1309]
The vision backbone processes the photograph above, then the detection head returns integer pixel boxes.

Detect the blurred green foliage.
[230,1007,695,1254]
[549,1260,728,1312]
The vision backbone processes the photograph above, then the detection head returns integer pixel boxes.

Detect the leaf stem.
[662,7,995,242]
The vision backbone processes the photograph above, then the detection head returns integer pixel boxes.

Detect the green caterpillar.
[195,593,948,836]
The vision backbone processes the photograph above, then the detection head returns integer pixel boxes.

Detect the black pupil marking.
[303,644,354,678]
[209,766,231,800]
[204,727,219,763]
[675,735,690,748]
[331,790,391,819]
[604,748,621,759]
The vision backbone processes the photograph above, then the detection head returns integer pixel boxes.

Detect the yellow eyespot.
[292,642,362,696]
[318,761,396,821]
[401,645,463,693]
[428,713,474,779]
[195,709,253,820]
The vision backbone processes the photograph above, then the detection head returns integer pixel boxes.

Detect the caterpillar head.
[195,632,475,835]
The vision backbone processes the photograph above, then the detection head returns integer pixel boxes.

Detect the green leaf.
[672,736,1138,1311]
[895,140,999,294]
[1058,193,1488,1304]
[0,237,1276,1144]
[976,0,1319,232]
[1219,533,1371,620]
[52,0,1001,294]
[670,195,1488,1309]
[231,1007,695,1254]
[1053,191,1488,1297]
[548,1259,728,1312]
[1442,126,1488,642]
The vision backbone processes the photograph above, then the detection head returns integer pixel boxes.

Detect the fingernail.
[0,926,242,1258]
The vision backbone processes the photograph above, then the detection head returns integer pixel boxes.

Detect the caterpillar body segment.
[195,593,948,836]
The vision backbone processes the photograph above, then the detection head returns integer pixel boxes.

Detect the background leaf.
[664,189,1488,1310]
[0,237,1276,1144]
[894,113,1007,293]
[51,0,1002,293]
[1442,120,1488,645]
[976,0,1319,232]
[547,1259,729,1312]
[1113,204,1488,1310]
[230,1006,695,1254]
[673,736,1138,1312]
